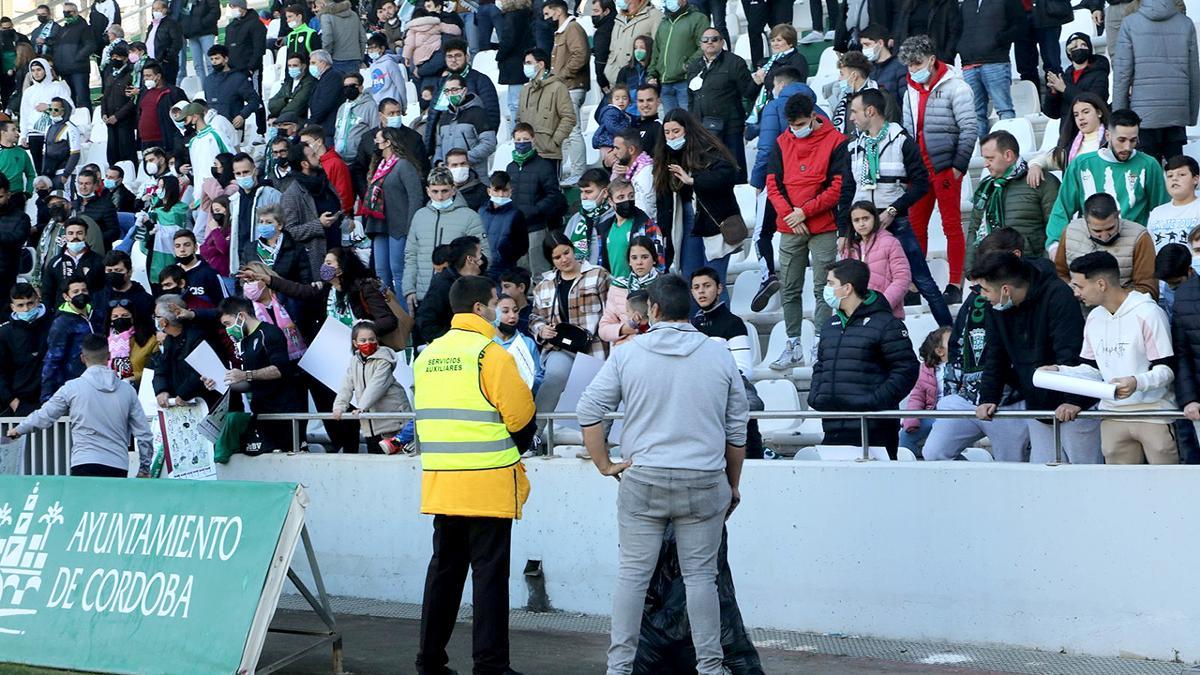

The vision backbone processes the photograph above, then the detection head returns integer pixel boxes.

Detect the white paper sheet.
[554,354,605,430]
[299,318,354,394]
[1032,369,1116,400]
[138,367,159,416]
[184,341,230,394]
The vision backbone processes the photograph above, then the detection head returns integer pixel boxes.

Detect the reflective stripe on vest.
[413,328,519,471]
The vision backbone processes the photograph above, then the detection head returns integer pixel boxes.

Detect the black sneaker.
[942,283,962,306]
[751,274,781,312]
[904,290,921,306]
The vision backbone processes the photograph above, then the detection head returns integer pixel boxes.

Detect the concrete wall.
[218,456,1200,662]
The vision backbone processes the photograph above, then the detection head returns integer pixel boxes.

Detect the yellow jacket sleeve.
[479,342,536,432]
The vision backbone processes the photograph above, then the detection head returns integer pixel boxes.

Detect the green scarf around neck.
[972,158,1027,241]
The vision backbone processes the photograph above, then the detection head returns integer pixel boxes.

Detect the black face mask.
[110,317,133,332]
[49,205,69,221]
[342,85,360,101]
[175,253,195,265]
[614,200,637,219]
[106,272,128,288]
[496,321,517,336]
[1090,234,1119,247]
[1068,49,1090,65]
[111,59,126,71]
[37,15,49,23]
[36,189,50,199]
[70,293,90,310]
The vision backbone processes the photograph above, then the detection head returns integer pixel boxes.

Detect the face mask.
[152,10,165,20]
[449,166,469,183]
[514,141,534,154]
[130,53,141,64]
[143,77,157,89]
[837,79,850,94]
[664,0,679,11]
[863,47,878,62]
[614,199,637,219]
[287,19,300,28]
[342,85,360,101]
[319,264,338,281]
[490,195,512,206]
[175,253,195,265]
[15,307,40,322]
[257,223,277,240]
[288,66,302,79]
[665,136,685,151]
[386,115,404,128]
[229,8,244,19]
[448,93,464,107]
[103,178,117,190]
[66,241,86,254]
[580,198,599,212]
[145,161,159,176]
[70,293,90,310]
[236,175,255,190]
[37,15,49,23]
[111,60,126,71]
[105,272,126,288]
[111,317,133,333]
[496,320,517,336]
[308,64,321,79]
[790,123,812,139]
[1068,48,1090,65]
[367,51,382,62]
[50,115,63,124]
[430,198,454,210]
[633,48,647,61]
[992,290,1013,312]
[356,341,379,357]
[522,64,537,80]
[822,285,841,311]
[616,0,628,8]
[244,280,267,301]
[912,67,932,85]
[225,315,246,341]
[1089,233,1118,247]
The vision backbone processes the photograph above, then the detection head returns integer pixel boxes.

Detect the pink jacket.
[846,228,910,319]
[598,286,632,345]
[902,364,939,431]
[404,16,462,67]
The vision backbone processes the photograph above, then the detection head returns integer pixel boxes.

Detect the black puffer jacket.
[0,196,31,290]
[178,0,219,38]
[689,156,740,238]
[957,0,1025,66]
[1043,53,1111,121]
[238,230,312,286]
[506,154,566,233]
[153,323,212,401]
[978,258,1094,411]
[49,18,96,76]
[892,0,961,64]
[1172,275,1200,406]
[225,10,267,73]
[496,0,534,85]
[0,309,53,405]
[808,291,919,437]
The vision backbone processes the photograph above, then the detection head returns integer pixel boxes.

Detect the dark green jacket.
[966,171,1061,272]
[648,5,707,84]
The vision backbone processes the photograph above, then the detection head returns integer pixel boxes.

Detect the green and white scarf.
[972,158,1027,241]
[858,125,890,186]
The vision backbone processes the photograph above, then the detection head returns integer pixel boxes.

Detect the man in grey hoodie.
[8,334,152,477]
[577,273,748,675]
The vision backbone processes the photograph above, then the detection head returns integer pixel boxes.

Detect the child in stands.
[901,326,950,455]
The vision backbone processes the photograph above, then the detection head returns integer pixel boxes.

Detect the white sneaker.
[823,30,836,40]
[809,339,820,366]
[799,30,825,44]
[770,339,805,370]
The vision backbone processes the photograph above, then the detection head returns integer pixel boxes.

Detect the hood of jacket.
[30,57,56,82]
[632,322,709,357]
[1113,288,1157,318]
[1096,147,1137,164]
[321,0,354,16]
[529,73,563,91]
[81,364,122,393]
[407,15,444,30]
[1138,0,1179,21]
[837,290,893,323]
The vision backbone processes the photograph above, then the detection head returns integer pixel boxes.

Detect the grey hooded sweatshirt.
[1113,0,1200,130]
[17,364,152,474]
[577,322,748,471]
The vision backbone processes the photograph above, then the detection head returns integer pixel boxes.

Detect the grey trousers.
[922,394,1031,462]
[521,229,552,279]
[534,349,575,438]
[608,466,731,675]
[561,88,587,186]
[1105,2,1135,59]
[1027,414,1103,464]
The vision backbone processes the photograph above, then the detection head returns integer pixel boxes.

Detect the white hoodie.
[20,58,73,141]
[1059,290,1176,415]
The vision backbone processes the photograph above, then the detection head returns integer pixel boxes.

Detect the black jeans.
[306,372,360,453]
[757,197,777,277]
[71,462,128,477]
[1013,13,1063,82]
[417,515,513,675]
[1138,126,1185,164]
[888,216,953,326]
[808,0,838,32]
[1175,419,1200,464]
[823,418,900,459]
[107,122,137,167]
[695,0,731,44]
[741,0,771,66]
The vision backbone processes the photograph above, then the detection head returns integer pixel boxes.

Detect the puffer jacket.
[178,0,219,38]
[432,94,498,178]
[807,291,919,438]
[507,153,566,232]
[957,0,1025,65]
[648,5,707,84]
[551,17,590,91]
[224,10,266,73]
[892,0,961,64]
[1112,0,1200,130]
[749,81,827,189]
[428,69,501,137]
[965,169,1060,273]
[496,0,534,85]
[605,5,662,86]
[238,229,313,286]
[42,305,93,401]
[403,194,488,300]
[518,74,575,160]
[902,364,939,431]
[334,345,410,438]
[902,61,977,173]
[404,16,461,68]
[319,1,366,63]
[845,228,911,318]
[765,117,849,236]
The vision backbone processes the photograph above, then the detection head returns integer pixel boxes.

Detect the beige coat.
[333,345,411,438]
[518,73,576,159]
[552,17,591,91]
[604,4,662,86]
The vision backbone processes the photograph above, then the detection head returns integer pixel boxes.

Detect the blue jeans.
[889,217,953,326]
[506,85,521,124]
[660,81,689,114]
[677,202,731,315]
[962,63,1014,136]
[1014,14,1062,79]
[334,59,362,75]
[183,34,216,79]
[899,419,934,456]
[372,234,408,310]
[458,11,478,52]
[475,3,502,47]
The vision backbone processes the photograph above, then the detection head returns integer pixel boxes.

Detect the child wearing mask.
[493,293,543,393]
[333,321,414,454]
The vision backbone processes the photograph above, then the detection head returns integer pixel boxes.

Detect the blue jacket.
[479,200,528,279]
[204,68,261,122]
[41,306,93,402]
[495,330,544,394]
[593,104,632,149]
[750,82,828,189]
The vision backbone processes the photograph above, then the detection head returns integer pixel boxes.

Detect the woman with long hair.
[1027,93,1110,187]
[653,109,741,304]
[200,194,232,281]
[841,201,911,319]
[104,299,158,387]
[143,174,191,283]
[597,236,660,345]
[361,126,425,306]
[616,35,654,97]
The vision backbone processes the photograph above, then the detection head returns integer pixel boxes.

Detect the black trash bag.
[632,524,764,675]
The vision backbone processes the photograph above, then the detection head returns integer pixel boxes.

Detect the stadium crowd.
[2,0,1200,467]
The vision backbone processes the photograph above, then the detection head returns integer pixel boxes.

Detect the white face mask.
[152,10,165,20]
[449,166,469,183]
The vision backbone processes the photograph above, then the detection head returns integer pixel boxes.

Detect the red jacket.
[765,118,848,236]
[320,149,355,213]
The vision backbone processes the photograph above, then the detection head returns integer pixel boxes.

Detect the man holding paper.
[1042,251,1179,464]
[972,251,1102,463]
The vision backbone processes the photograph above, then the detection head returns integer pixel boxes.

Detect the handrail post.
[292,419,301,454]
[1052,416,1063,465]
[860,415,869,461]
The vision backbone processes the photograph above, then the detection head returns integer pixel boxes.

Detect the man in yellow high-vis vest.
[412,275,536,675]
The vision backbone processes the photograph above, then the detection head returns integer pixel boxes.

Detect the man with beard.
[279,143,338,278]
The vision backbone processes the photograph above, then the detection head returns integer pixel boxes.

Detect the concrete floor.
[260,610,1015,675]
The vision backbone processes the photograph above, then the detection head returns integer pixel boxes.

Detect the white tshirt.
[1146,198,1200,250]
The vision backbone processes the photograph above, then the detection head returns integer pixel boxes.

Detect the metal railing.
[6,408,1194,476]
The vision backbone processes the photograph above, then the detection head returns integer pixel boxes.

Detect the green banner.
[0,476,299,674]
